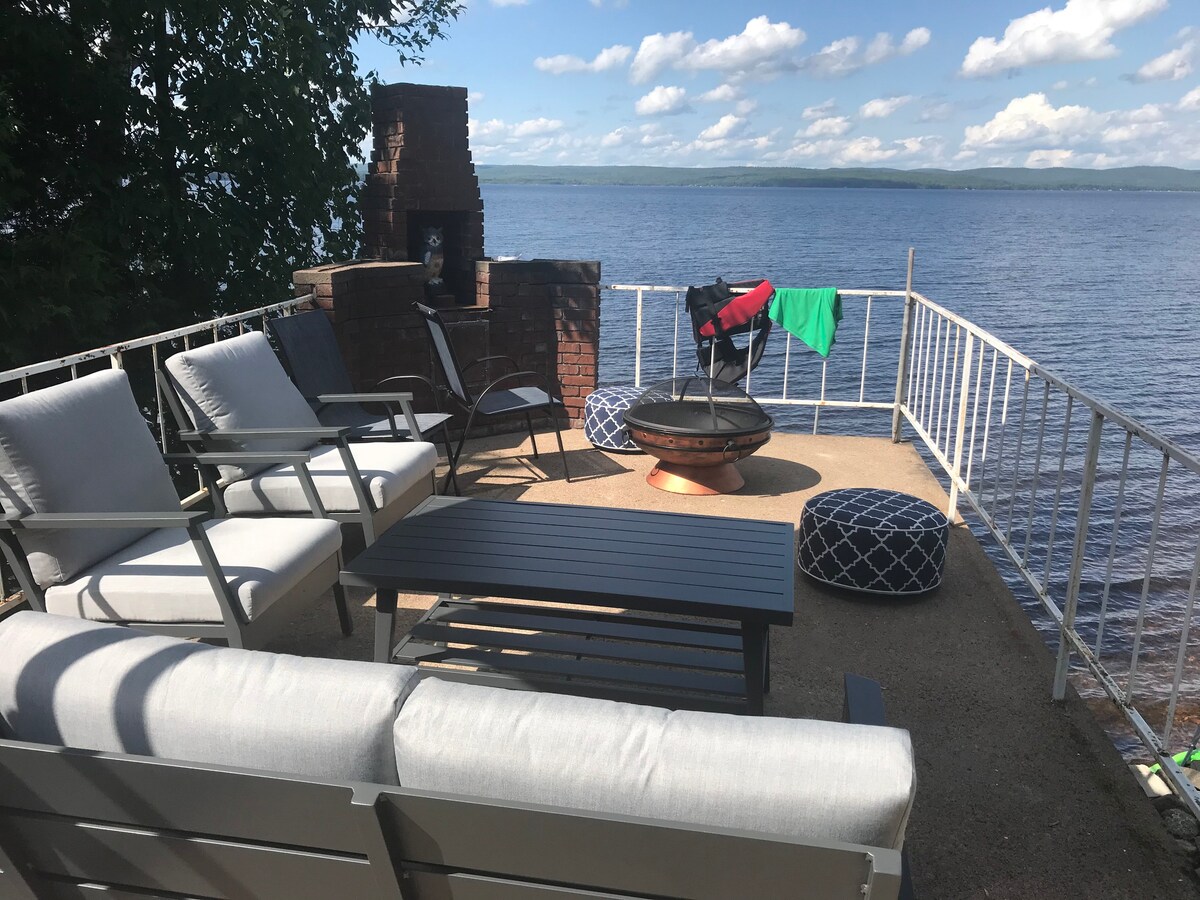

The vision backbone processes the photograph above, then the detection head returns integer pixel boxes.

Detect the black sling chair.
[686,277,774,384]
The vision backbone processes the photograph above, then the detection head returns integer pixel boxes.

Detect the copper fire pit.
[623,378,773,495]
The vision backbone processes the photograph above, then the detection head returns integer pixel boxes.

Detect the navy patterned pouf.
[584,386,644,452]
[797,488,949,594]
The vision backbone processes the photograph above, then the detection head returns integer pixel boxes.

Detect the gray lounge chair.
[267,310,460,493]
[0,370,349,646]
[161,332,438,547]
[416,302,570,488]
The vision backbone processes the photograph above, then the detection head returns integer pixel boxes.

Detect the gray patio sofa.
[0,611,916,899]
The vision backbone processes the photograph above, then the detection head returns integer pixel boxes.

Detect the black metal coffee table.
[340,496,794,713]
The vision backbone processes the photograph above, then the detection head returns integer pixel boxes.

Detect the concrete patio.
[266,427,1197,900]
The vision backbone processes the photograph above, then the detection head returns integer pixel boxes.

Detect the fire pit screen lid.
[623,377,772,438]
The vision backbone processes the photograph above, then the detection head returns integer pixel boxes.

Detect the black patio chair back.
[268,310,356,400]
[687,278,774,384]
[415,302,570,484]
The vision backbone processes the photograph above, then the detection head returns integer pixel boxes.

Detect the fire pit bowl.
[623,377,773,495]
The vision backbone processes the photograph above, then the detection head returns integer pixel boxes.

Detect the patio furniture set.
[0,307,936,899]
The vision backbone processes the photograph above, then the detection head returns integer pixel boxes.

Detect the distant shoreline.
[471,164,1200,193]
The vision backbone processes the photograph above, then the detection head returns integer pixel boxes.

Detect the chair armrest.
[2,510,211,530]
[180,426,351,443]
[314,392,415,404]
[374,375,444,414]
[842,673,888,726]
[164,451,316,466]
[478,369,557,399]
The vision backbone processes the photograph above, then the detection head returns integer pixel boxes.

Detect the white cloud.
[961,0,1167,78]
[1025,148,1076,167]
[1129,30,1198,83]
[804,27,931,77]
[511,117,564,138]
[683,16,806,76]
[467,91,485,104]
[956,90,1200,167]
[630,30,695,83]
[469,117,564,146]
[802,116,852,138]
[698,114,746,141]
[734,98,759,115]
[837,137,900,164]
[697,84,739,103]
[634,85,690,116]
[535,44,632,75]
[860,95,914,119]
[802,99,837,120]
[630,17,805,83]
[962,93,1102,148]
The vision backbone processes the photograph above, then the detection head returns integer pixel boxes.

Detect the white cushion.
[44,516,341,623]
[223,441,436,515]
[0,370,183,586]
[164,332,323,480]
[0,612,418,784]
[394,679,915,850]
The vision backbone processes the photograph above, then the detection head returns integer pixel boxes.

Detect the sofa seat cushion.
[395,679,915,851]
[223,441,436,515]
[44,517,341,624]
[164,332,324,481]
[0,612,417,784]
[0,370,185,586]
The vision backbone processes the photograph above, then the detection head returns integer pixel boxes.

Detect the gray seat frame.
[157,369,427,549]
[416,302,571,490]
[0,447,353,648]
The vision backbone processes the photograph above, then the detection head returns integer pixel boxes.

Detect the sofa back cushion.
[394,678,915,851]
[0,612,418,784]
[0,370,183,586]
[164,332,323,480]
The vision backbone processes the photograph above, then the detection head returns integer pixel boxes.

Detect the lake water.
[482,184,1200,755]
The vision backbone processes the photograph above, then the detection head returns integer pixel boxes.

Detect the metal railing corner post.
[891,247,917,442]
[1053,409,1105,701]
[948,333,974,521]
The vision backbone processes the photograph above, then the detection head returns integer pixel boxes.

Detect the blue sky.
[356,0,1200,168]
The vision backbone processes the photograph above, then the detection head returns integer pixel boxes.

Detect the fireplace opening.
[406,210,474,306]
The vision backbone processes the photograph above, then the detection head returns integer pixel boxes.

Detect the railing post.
[948,333,973,521]
[891,247,916,442]
[1053,409,1104,701]
[634,288,644,388]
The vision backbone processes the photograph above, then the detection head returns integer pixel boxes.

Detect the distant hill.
[472,165,1200,192]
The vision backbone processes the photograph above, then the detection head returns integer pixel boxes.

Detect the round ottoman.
[797,488,949,594]
[584,386,643,452]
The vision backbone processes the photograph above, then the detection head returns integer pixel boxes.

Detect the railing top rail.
[912,291,1200,476]
[0,294,312,386]
[604,284,906,298]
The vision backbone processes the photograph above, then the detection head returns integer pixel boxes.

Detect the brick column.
[475,259,600,426]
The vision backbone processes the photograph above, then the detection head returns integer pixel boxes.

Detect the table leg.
[742,621,767,715]
[374,588,398,664]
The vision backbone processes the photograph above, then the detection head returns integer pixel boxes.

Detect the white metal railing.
[606,255,1200,818]
[606,282,907,434]
[0,292,313,597]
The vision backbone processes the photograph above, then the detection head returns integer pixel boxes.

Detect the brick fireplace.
[293,82,600,431]
[364,83,484,306]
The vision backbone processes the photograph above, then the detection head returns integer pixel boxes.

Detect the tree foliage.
[0,0,462,368]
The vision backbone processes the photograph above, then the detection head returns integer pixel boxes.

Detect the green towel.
[768,287,841,357]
